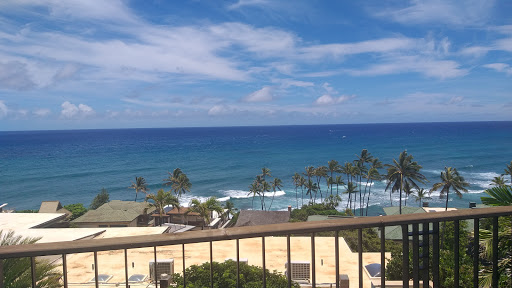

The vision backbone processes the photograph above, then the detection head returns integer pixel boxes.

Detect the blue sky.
[0,0,511,130]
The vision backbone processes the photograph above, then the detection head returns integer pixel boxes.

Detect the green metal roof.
[72,200,155,223]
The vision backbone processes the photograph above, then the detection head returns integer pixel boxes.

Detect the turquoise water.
[1,122,511,215]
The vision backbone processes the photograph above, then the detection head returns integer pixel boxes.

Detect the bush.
[89,188,109,210]
[173,260,299,288]
[63,203,87,220]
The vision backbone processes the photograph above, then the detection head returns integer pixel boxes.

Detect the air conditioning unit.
[285,261,310,280]
[149,259,174,281]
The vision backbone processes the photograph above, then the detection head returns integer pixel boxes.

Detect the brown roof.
[167,207,200,216]
[39,201,72,217]
[234,210,290,227]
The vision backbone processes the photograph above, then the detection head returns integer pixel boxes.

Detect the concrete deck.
[63,236,389,288]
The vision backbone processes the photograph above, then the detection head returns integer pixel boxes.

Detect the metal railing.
[1,206,511,288]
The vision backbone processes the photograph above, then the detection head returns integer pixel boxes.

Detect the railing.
[1,206,512,288]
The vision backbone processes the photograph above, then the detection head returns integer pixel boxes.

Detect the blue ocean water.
[1,122,511,215]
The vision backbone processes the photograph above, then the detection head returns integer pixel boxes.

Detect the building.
[234,209,290,227]
[38,201,72,219]
[72,200,156,228]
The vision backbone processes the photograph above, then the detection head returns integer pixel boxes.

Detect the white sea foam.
[219,189,286,201]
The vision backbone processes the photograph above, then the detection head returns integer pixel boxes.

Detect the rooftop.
[234,210,290,227]
[73,200,155,223]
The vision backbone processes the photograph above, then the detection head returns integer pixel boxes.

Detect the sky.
[0,0,511,131]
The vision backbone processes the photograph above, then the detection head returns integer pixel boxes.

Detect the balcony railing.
[1,206,511,288]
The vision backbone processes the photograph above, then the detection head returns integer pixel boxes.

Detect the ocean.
[1,122,511,215]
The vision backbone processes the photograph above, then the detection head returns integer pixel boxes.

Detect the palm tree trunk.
[269,189,276,210]
[399,175,403,214]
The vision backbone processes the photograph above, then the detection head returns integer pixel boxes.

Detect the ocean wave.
[219,189,287,201]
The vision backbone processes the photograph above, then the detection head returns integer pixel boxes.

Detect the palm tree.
[481,185,512,206]
[385,150,427,214]
[298,176,306,207]
[1,230,62,288]
[356,149,373,215]
[146,189,180,226]
[343,182,358,211]
[268,177,282,210]
[172,174,192,198]
[504,161,512,184]
[292,173,301,208]
[314,166,328,201]
[364,166,381,216]
[335,175,344,197]
[248,180,260,210]
[479,185,512,287]
[187,197,223,230]
[305,179,317,204]
[223,200,237,220]
[413,188,431,207]
[260,168,272,209]
[328,160,341,195]
[490,176,508,187]
[163,168,183,187]
[129,176,149,202]
[430,167,469,211]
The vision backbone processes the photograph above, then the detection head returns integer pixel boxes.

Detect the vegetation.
[187,197,223,229]
[63,203,87,220]
[89,188,109,210]
[248,168,282,211]
[1,230,62,288]
[164,168,192,198]
[129,176,149,202]
[173,260,299,288]
[430,167,469,211]
[479,185,512,287]
[385,150,427,214]
[146,189,180,226]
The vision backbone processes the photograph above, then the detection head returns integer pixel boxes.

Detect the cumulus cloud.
[315,94,354,105]
[243,86,274,102]
[60,101,95,118]
[0,100,8,118]
[483,63,512,75]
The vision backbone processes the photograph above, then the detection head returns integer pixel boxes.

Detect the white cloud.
[483,63,512,75]
[0,61,36,90]
[346,56,467,79]
[33,108,51,117]
[208,105,232,116]
[301,37,417,60]
[373,0,495,27]
[227,0,272,10]
[60,101,95,119]
[448,96,464,104]
[0,100,8,118]
[279,79,314,88]
[243,86,274,102]
[315,94,354,105]
[53,63,80,81]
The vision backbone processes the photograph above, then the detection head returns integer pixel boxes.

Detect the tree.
[129,176,149,202]
[248,180,260,210]
[173,260,299,288]
[268,177,282,210]
[314,166,328,202]
[430,167,469,211]
[292,173,301,208]
[1,230,62,288]
[164,168,192,198]
[490,176,508,187]
[223,200,237,220]
[327,160,341,195]
[479,186,512,287]
[413,188,431,207]
[89,188,109,210]
[385,151,427,214]
[343,182,358,211]
[63,203,87,220]
[504,161,512,184]
[355,149,373,215]
[187,197,223,230]
[364,166,381,216]
[146,189,180,226]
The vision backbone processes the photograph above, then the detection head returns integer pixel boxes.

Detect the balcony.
[1,206,511,288]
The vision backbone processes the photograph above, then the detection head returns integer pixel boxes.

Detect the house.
[38,201,72,219]
[234,209,290,227]
[151,206,225,230]
[72,200,156,228]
